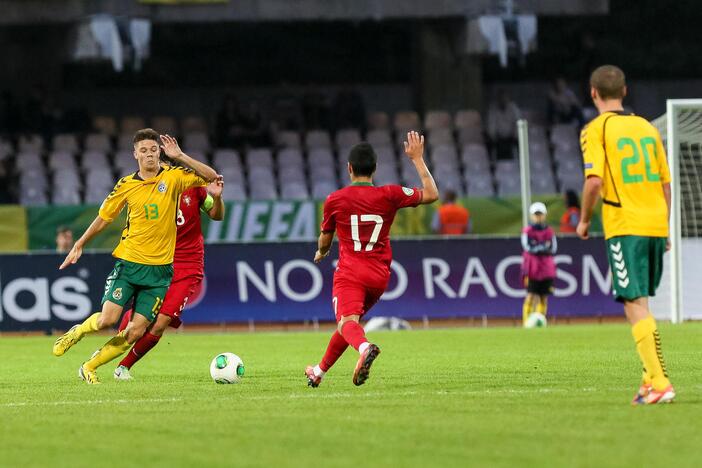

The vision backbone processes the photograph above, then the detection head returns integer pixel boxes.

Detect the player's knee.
[125,323,147,344]
[97,314,117,329]
[152,316,171,335]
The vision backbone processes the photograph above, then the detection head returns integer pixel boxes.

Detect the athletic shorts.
[102,259,173,322]
[331,274,387,322]
[526,278,554,295]
[160,266,204,329]
[606,235,666,302]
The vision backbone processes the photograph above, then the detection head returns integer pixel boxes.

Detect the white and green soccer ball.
[525,312,547,329]
[210,352,245,384]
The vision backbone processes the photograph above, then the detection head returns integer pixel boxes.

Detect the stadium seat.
[93,116,118,136]
[550,123,578,148]
[222,182,247,202]
[531,176,557,195]
[305,130,332,149]
[80,150,111,170]
[528,125,549,145]
[529,157,551,173]
[457,127,484,145]
[84,133,112,153]
[250,184,277,200]
[427,128,454,149]
[117,133,135,151]
[151,116,178,135]
[181,116,208,133]
[454,109,482,129]
[367,111,390,130]
[424,110,452,130]
[183,131,211,152]
[114,150,136,174]
[335,129,361,149]
[434,167,465,195]
[0,137,13,161]
[466,177,495,197]
[400,158,422,187]
[311,180,338,199]
[120,116,146,134]
[52,134,79,153]
[277,148,304,169]
[366,129,392,147]
[309,165,337,182]
[276,130,302,148]
[393,111,421,131]
[495,160,519,179]
[15,151,43,172]
[220,166,246,185]
[279,166,306,183]
[20,186,48,206]
[19,167,48,191]
[84,169,114,204]
[185,150,209,164]
[212,149,242,170]
[307,148,334,169]
[374,164,400,186]
[48,151,77,171]
[18,134,44,153]
[280,181,309,200]
[52,185,82,205]
[497,177,521,196]
[430,145,459,169]
[246,148,274,169]
[461,143,490,171]
[53,167,82,189]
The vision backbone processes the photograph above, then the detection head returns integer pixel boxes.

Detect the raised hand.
[576,220,590,240]
[59,243,83,270]
[207,175,224,198]
[160,134,184,160]
[403,131,425,161]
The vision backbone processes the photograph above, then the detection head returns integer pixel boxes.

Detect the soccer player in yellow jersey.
[52,128,219,384]
[577,65,675,405]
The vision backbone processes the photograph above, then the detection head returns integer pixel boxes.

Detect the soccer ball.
[210,352,245,384]
[525,312,547,329]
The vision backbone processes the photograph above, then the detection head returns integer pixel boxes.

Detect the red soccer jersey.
[174,186,208,269]
[321,183,423,288]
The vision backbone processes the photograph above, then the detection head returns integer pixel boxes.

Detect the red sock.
[340,321,368,351]
[319,331,349,372]
[117,309,133,333]
[118,332,161,369]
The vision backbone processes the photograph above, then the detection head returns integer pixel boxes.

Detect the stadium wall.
[0,238,620,332]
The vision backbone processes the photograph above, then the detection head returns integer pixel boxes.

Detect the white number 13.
[350,214,383,252]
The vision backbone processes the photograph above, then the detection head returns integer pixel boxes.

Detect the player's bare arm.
[403,131,439,204]
[160,134,218,182]
[577,175,603,240]
[314,232,334,263]
[59,216,111,270]
[207,175,225,221]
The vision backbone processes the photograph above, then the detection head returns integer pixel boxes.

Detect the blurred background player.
[560,190,581,233]
[306,132,438,387]
[432,190,471,235]
[55,225,74,254]
[52,130,218,384]
[114,174,225,380]
[521,202,557,326]
[577,65,674,405]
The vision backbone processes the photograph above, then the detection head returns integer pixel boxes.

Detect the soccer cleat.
[631,384,652,406]
[78,364,100,385]
[305,366,322,388]
[114,365,133,381]
[352,344,381,386]
[644,384,676,405]
[52,325,83,356]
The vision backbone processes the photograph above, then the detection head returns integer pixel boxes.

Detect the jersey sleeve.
[386,185,423,209]
[98,177,128,222]
[171,166,207,193]
[581,121,605,179]
[320,196,336,233]
[655,133,672,184]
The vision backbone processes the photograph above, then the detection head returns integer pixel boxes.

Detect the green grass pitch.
[1,323,701,467]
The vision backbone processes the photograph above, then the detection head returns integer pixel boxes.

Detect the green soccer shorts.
[102,259,174,322]
[606,235,666,303]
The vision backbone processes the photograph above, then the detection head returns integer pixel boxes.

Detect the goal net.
[650,100,702,322]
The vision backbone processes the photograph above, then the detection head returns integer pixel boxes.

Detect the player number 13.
[350,214,383,252]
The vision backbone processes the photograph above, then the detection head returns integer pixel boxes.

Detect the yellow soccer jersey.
[99,166,206,265]
[581,110,671,239]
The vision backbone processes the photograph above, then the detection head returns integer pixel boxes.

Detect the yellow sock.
[536,297,547,316]
[641,368,652,386]
[76,313,101,337]
[522,297,532,325]
[631,316,670,391]
[84,331,131,372]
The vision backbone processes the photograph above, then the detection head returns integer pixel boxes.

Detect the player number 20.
[350,214,384,252]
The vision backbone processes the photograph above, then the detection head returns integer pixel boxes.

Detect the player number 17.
[350,214,383,252]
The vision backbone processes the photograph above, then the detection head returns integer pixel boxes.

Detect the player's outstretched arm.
[206,175,225,221]
[403,131,439,205]
[577,175,603,240]
[314,232,334,263]
[59,216,111,270]
[160,134,218,183]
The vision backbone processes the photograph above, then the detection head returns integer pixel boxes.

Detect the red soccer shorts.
[160,266,204,329]
[331,274,387,322]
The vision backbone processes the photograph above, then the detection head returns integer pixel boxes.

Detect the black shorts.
[526,279,554,295]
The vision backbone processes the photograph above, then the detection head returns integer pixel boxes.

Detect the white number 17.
[350,214,383,252]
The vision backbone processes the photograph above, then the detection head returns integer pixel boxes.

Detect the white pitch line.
[0,397,181,408]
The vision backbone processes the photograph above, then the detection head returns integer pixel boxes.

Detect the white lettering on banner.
[381,261,408,301]
[266,202,295,240]
[226,204,245,241]
[50,277,92,321]
[554,255,578,297]
[458,258,497,298]
[241,202,269,240]
[422,258,456,299]
[277,260,323,302]
[2,278,50,322]
[237,261,276,302]
[288,202,316,240]
[494,256,525,298]
[582,255,612,295]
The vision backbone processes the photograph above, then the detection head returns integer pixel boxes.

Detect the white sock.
[358,342,370,355]
[313,365,325,378]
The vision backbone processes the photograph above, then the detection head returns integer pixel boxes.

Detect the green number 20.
[143,203,159,220]
[618,137,660,184]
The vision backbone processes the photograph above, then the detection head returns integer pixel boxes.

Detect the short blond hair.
[590,65,626,100]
